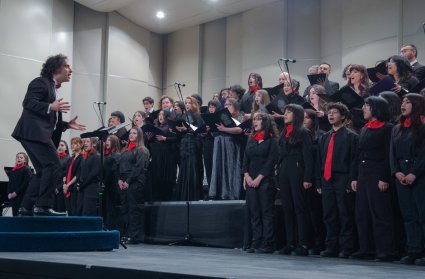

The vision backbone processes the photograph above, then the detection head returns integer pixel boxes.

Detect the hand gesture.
[68,116,86,131]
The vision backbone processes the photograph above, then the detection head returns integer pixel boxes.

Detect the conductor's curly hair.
[40,54,68,79]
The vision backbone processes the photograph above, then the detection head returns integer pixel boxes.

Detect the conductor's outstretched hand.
[68,116,86,131]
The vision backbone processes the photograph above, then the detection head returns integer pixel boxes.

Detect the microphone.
[175,82,186,87]
[280,58,296,63]
[93,101,107,104]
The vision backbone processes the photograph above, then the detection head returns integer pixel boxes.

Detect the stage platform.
[0,244,423,279]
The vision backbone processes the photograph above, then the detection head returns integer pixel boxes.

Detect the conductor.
[12,54,86,216]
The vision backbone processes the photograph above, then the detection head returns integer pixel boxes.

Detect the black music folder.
[367,61,387,83]
[329,86,364,109]
[307,73,327,86]
[369,76,395,96]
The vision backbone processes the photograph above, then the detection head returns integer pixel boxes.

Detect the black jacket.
[318,127,358,187]
[6,166,32,195]
[78,152,101,190]
[242,137,279,179]
[12,77,68,147]
[119,147,150,185]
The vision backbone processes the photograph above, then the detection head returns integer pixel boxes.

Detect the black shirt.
[242,136,279,179]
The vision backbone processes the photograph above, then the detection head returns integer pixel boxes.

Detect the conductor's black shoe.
[320,249,338,257]
[18,207,33,216]
[414,257,425,266]
[33,207,67,216]
[245,247,256,253]
[293,245,309,256]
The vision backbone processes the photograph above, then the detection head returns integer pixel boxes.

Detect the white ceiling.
[75,0,279,34]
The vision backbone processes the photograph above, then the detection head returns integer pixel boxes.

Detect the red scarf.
[58,152,67,159]
[126,141,137,151]
[11,163,26,172]
[253,132,265,141]
[404,116,425,128]
[231,111,238,117]
[83,149,96,160]
[249,84,260,94]
[65,157,76,198]
[285,123,293,138]
[105,147,116,156]
[364,119,385,129]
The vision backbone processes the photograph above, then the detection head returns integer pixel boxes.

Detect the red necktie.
[323,131,336,181]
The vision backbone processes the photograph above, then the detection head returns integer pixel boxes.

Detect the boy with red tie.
[318,102,358,258]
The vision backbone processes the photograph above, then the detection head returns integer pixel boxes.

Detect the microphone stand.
[278,59,294,90]
[169,83,207,247]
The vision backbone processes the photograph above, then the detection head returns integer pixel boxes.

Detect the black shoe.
[414,257,425,266]
[18,207,33,216]
[350,251,374,260]
[278,245,294,255]
[293,245,309,256]
[399,255,418,265]
[245,247,256,253]
[320,249,338,257]
[256,247,274,254]
[338,250,351,259]
[33,207,67,216]
[375,254,394,262]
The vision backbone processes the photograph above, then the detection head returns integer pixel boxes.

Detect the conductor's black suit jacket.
[12,77,67,148]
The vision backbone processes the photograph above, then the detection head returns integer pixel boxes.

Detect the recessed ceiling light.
[156,11,165,19]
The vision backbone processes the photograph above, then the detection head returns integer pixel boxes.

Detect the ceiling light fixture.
[156,11,165,19]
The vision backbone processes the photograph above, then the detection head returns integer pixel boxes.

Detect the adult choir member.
[240,73,262,115]
[387,55,419,97]
[175,97,204,201]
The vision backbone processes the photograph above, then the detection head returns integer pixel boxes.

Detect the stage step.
[0,216,120,252]
[0,231,120,252]
[0,216,103,232]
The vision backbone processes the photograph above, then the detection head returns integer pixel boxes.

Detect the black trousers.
[65,189,78,216]
[11,196,24,216]
[20,139,61,209]
[246,179,275,249]
[356,161,394,255]
[278,158,309,247]
[396,175,425,255]
[120,181,145,242]
[77,183,99,216]
[322,173,355,252]
[104,182,121,230]
[306,187,325,248]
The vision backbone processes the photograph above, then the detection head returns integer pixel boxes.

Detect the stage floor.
[0,244,424,279]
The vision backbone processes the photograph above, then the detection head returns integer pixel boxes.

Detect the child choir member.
[119,127,150,244]
[303,109,326,254]
[63,137,83,216]
[307,84,331,131]
[318,102,358,258]
[149,110,179,201]
[6,152,32,216]
[103,135,121,230]
[277,104,314,256]
[390,93,425,265]
[53,139,70,212]
[175,97,204,201]
[77,137,101,216]
[351,96,395,261]
[209,98,244,200]
[243,112,279,253]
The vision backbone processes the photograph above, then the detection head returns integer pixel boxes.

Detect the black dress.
[6,166,32,216]
[53,154,70,212]
[77,151,101,216]
[64,154,82,216]
[103,151,120,230]
[149,123,178,201]
[175,112,204,201]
